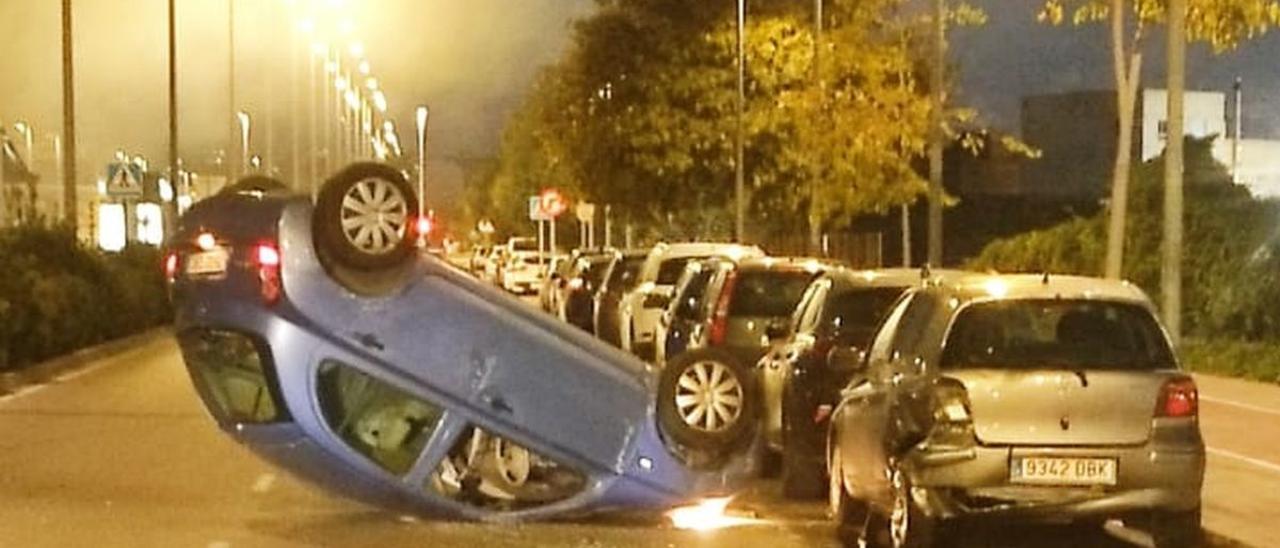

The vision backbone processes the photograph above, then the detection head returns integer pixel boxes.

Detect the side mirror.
[827,345,868,375]
[765,321,790,341]
[644,292,671,310]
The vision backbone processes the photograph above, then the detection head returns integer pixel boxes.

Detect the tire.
[829,451,867,548]
[862,464,936,548]
[1150,507,1202,548]
[656,347,759,453]
[313,162,419,272]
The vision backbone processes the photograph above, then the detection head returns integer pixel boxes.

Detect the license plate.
[1011,457,1117,486]
[185,248,229,277]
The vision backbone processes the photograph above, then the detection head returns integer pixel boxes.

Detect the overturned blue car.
[166,164,759,522]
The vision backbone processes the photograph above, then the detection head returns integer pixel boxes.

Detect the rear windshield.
[608,256,646,290]
[942,300,1176,370]
[582,258,614,286]
[656,258,694,285]
[510,239,537,252]
[729,271,814,317]
[824,286,909,346]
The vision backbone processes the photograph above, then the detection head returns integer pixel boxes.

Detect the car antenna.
[1041,271,1051,285]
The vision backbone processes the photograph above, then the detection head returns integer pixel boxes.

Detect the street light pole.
[228,0,237,185]
[1164,0,1187,346]
[237,111,251,177]
[168,0,180,238]
[734,0,746,243]
[927,0,946,266]
[61,0,78,232]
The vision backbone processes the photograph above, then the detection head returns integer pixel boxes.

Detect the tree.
[1039,0,1280,280]
[486,0,948,244]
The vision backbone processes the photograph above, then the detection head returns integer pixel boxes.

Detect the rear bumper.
[908,442,1205,522]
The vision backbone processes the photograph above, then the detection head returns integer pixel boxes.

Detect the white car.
[618,242,763,360]
[502,251,544,295]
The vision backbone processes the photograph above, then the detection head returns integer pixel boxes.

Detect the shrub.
[0,224,171,371]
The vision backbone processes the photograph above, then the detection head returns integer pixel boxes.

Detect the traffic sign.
[105,162,144,198]
[539,188,567,219]
[529,196,548,221]
[575,202,596,223]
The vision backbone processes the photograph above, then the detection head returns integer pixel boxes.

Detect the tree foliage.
[969,137,1280,340]
[482,0,948,241]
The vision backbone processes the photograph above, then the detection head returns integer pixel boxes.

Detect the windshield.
[942,300,1176,370]
[729,271,813,317]
[825,286,909,347]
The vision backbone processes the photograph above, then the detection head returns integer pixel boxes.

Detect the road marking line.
[1208,447,1280,475]
[1200,395,1280,417]
[251,473,276,493]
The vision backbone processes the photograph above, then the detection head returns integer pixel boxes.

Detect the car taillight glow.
[254,242,283,305]
[929,378,976,447]
[415,216,433,236]
[163,252,179,281]
[1157,377,1198,418]
[708,271,738,346]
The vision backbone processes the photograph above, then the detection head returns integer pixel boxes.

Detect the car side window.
[795,280,830,335]
[867,293,915,368]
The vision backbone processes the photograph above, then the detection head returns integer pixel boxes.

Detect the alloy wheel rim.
[339,178,409,254]
[674,360,744,433]
[889,468,910,547]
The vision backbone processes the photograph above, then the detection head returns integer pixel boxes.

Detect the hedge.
[0,224,171,371]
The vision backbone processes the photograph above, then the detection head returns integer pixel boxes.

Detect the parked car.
[166,164,759,522]
[482,246,507,284]
[757,268,957,498]
[561,250,619,332]
[618,242,764,360]
[653,258,720,368]
[468,245,492,275]
[500,248,543,295]
[538,254,573,313]
[593,250,648,347]
[827,274,1204,547]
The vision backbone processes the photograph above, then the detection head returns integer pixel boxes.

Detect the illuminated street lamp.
[236,110,251,177]
[415,105,429,247]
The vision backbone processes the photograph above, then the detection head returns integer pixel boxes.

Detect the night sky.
[0,0,1276,201]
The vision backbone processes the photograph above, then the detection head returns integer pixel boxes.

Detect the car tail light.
[929,378,975,447]
[254,241,283,305]
[708,270,738,346]
[1156,377,1198,418]
[415,216,433,236]
[163,251,179,282]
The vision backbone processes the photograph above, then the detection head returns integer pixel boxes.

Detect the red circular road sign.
[539,188,568,219]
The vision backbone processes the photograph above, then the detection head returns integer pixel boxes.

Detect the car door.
[762,278,828,446]
[836,292,915,506]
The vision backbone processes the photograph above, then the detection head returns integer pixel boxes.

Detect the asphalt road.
[0,330,1271,547]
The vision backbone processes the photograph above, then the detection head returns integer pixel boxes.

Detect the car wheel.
[313,162,418,272]
[863,464,936,548]
[780,394,826,499]
[1150,507,1202,548]
[829,450,867,547]
[656,347,759,453]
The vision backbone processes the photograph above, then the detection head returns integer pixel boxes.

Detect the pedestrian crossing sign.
[105,162,144,197]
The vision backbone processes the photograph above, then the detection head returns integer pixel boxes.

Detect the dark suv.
[651,258,830,456]
[561,250,619,332]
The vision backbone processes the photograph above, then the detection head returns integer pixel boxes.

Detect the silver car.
[827,274,1204,548]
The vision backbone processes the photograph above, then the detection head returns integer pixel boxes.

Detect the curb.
[0,327,173,396]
